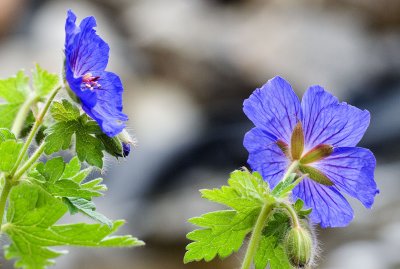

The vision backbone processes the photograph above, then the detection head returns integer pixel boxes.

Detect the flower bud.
[97,133,124,158]
[117,129,135,145]
[284,226,313,268]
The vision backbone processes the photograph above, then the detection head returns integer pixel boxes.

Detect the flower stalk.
[241,200,275,269]
[11,94,39,138]
[0,85,61,227]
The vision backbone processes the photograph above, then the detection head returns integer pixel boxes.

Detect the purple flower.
[243,76,379,228]
[64,10,128,137]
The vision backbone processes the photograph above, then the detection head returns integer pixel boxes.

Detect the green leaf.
[184,170,269,263]
[0,128,16,141]
[254,211,292,269]
[28,157,106,200]
[49,99,80,122]
[254,235,292,269]
[0,140,23,172]
[0,71,30,128]
[65,197,112,227]
[44,100,104,167]
[3,184,144,269]
[201,170,267,213]
[293,199,312,217]
[32,65,59,98]
[184,209,258,263]
[271,173,296,197]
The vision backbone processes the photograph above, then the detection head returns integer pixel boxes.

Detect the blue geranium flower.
[64,10,128,137]
[243,76,379,228]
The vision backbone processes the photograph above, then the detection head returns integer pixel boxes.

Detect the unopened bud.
[285,226,313,268]
[122,143,131,157]
[97,133,124,158]
[117,129,135,145]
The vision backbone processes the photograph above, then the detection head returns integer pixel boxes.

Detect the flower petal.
[243,76,301,143]
[293,179,353,228]
[65,10,109,77]
[82,71,128,137]
[313,147,378,208]
[244,127,289,188]
[301,86,370,149]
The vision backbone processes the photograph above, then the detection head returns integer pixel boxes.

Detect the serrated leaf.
[49,99,80,122]
[185,170,270,263]
[44,100,104,167]
[254,235,292,269]
[0,71,30,129]
[65,197,112,227]
[184,209,258,263]
[0,128,16,141]
[0,71,29,103]
[0,140,23,172]
[200,170,267,213]
[29,157,106,199]
[254,211,293,269]
[3,184,143,269]
[32,65,59,98]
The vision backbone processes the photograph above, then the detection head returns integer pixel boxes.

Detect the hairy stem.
[241,201,275,269]
[279,202,301,228]
[0,178,12,226]
[0,86,61,227]
[282,160,299,182]
[9,86,61,178]
[11,94,39,138]
[13,142,45,183]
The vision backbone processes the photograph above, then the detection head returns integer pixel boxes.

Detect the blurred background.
[0,0,399,268]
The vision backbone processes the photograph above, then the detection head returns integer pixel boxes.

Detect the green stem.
[0,178,12,226]
[11,94,39,138]
[279,202,301,228]
[282,160,299,182]
[13,142,45,183]
[9,86,61,178]
[241,201,275,269]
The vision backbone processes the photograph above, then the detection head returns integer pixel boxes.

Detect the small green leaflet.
[0,71,30,129]
[28,156,106,199]
[271,173,296,198]
[0,128,23,172]
[64,197,112,227]
[184,170,268,263]
[0,66,59,130]
[3,183,144,269]
[44,100,105,168]
[32,64,59,98]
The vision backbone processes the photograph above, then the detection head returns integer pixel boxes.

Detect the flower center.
[276,121,334,186]
[82,73,101,91]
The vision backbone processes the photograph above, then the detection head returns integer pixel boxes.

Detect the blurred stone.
[122,0,391,99]
[0,0,27,38]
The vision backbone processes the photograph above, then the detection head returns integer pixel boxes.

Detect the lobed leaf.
[0,71,30,129]
[185,170,270,263]
[28,157,106,200]
[44,100,104,167]
[3,184,143,269]
[32,65,59,98]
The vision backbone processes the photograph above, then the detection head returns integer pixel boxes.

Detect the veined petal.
[65,10,109,77]
[301,86,370,149]
[313,147,378,208]
[293,179,353,228]
[243,76,302,143]
[82,71,128,137]
[244,127,289,188]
